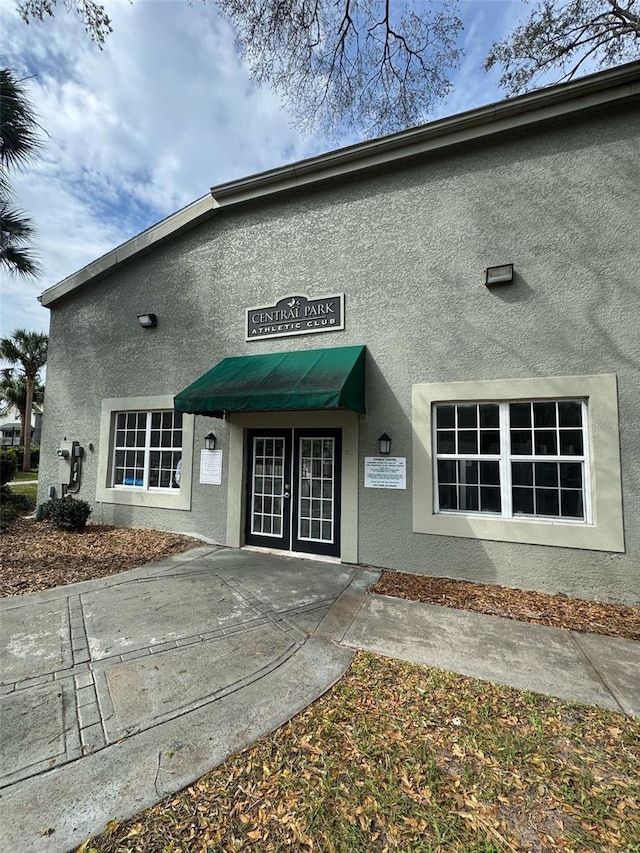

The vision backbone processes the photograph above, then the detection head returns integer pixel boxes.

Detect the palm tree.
[0,330,48,470]
[0,369,44,447]
[0,67,41,275]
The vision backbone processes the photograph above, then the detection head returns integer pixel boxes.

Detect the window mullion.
[432,406,440,513]
[581,400,592,523]
[500,402,512,518]
[143,412,152,490]
[111,413,118,488]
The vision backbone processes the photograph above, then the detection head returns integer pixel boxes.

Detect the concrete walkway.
[1,547,638,853]
[342,594,639,718]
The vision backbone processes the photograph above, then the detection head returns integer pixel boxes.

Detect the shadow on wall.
[361,353,501,589]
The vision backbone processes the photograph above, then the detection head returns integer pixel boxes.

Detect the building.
[0,402,43,448]
[37,63,640,605]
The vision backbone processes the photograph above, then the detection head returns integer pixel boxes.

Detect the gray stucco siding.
[38,103,640,604]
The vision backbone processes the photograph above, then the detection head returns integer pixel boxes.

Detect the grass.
[79,652,639,853]
[11,469,38,482]
[8,481,37,509]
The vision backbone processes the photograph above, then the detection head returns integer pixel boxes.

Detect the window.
[434,400,589,522]
[112,410,183,490]
[97,395,193,510]
[412,375,624,552]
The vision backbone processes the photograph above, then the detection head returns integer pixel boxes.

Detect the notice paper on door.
[200,449,223,485]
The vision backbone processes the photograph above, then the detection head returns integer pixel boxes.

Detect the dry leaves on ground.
[81,651,640,853]
[0,518,201,597]
[371,571,640,641]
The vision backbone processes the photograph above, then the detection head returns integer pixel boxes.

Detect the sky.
[0,0,532,343]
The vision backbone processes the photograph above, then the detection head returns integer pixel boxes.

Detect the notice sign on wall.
[200,449,223,485]
[364,457,407,490]
[246,294,344,341]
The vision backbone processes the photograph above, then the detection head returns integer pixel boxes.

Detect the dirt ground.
[2,518,638,640]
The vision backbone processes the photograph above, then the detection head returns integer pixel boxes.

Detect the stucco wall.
[38,103,640,604]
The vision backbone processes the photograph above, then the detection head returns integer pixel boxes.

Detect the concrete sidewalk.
[1,547,638,853]
[0,547,377,853]
[343,593,640,717]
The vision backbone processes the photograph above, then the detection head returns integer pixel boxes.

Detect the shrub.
[0,483,33,529]
[40,496,92,530]
[2,485,31,512]
[0,451,17,486]
[7,446,39,470]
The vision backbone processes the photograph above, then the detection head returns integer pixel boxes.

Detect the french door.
[245,429,342,557]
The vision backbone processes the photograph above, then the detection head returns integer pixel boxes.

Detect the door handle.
[283,484,290,499]
[283,492,290,499]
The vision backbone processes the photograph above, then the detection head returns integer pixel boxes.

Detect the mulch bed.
[2,518,638,641]
[0,518,201,597]
[372,570,640,641]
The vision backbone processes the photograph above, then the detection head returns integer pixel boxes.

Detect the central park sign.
[246,294,344,341]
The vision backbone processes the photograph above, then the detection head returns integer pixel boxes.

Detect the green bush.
[0,483,33,529]
[1,485,31,511]
[40,496,92,530]
[7,446,40,470]
[0,451,17,486]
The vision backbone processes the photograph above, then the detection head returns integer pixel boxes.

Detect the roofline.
[39,61,640,308]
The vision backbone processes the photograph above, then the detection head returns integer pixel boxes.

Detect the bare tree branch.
[486,0,640,95]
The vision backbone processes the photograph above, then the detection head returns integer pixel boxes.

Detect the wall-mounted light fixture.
[137,313,158,328]
[485,264,514,287]
[204,432,217,450]
[378,433,392,455]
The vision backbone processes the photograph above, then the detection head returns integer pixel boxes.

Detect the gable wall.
[39,102,640,602]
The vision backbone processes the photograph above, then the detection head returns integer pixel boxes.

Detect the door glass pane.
[298,437,334,542]
[251,437,285,537]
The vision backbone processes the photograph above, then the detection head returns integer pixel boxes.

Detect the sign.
[246,293,344,341]
[364,457,406,490]
[200,449,223,485]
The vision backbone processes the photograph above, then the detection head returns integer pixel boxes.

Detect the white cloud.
[0,0,328,339]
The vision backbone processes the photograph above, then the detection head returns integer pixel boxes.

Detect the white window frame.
[112,410,183,492]
[97,395,194,510]
[412,375,624,552]
[433,400,591,523]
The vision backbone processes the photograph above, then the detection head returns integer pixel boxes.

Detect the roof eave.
[210,62,640,205]
[39,194,220,307]
[39,61,640,308]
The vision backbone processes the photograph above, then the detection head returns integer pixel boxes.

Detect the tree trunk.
[22,377,33,472]
[18,402,28,449]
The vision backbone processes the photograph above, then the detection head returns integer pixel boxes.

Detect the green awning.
[174,345,366,418]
